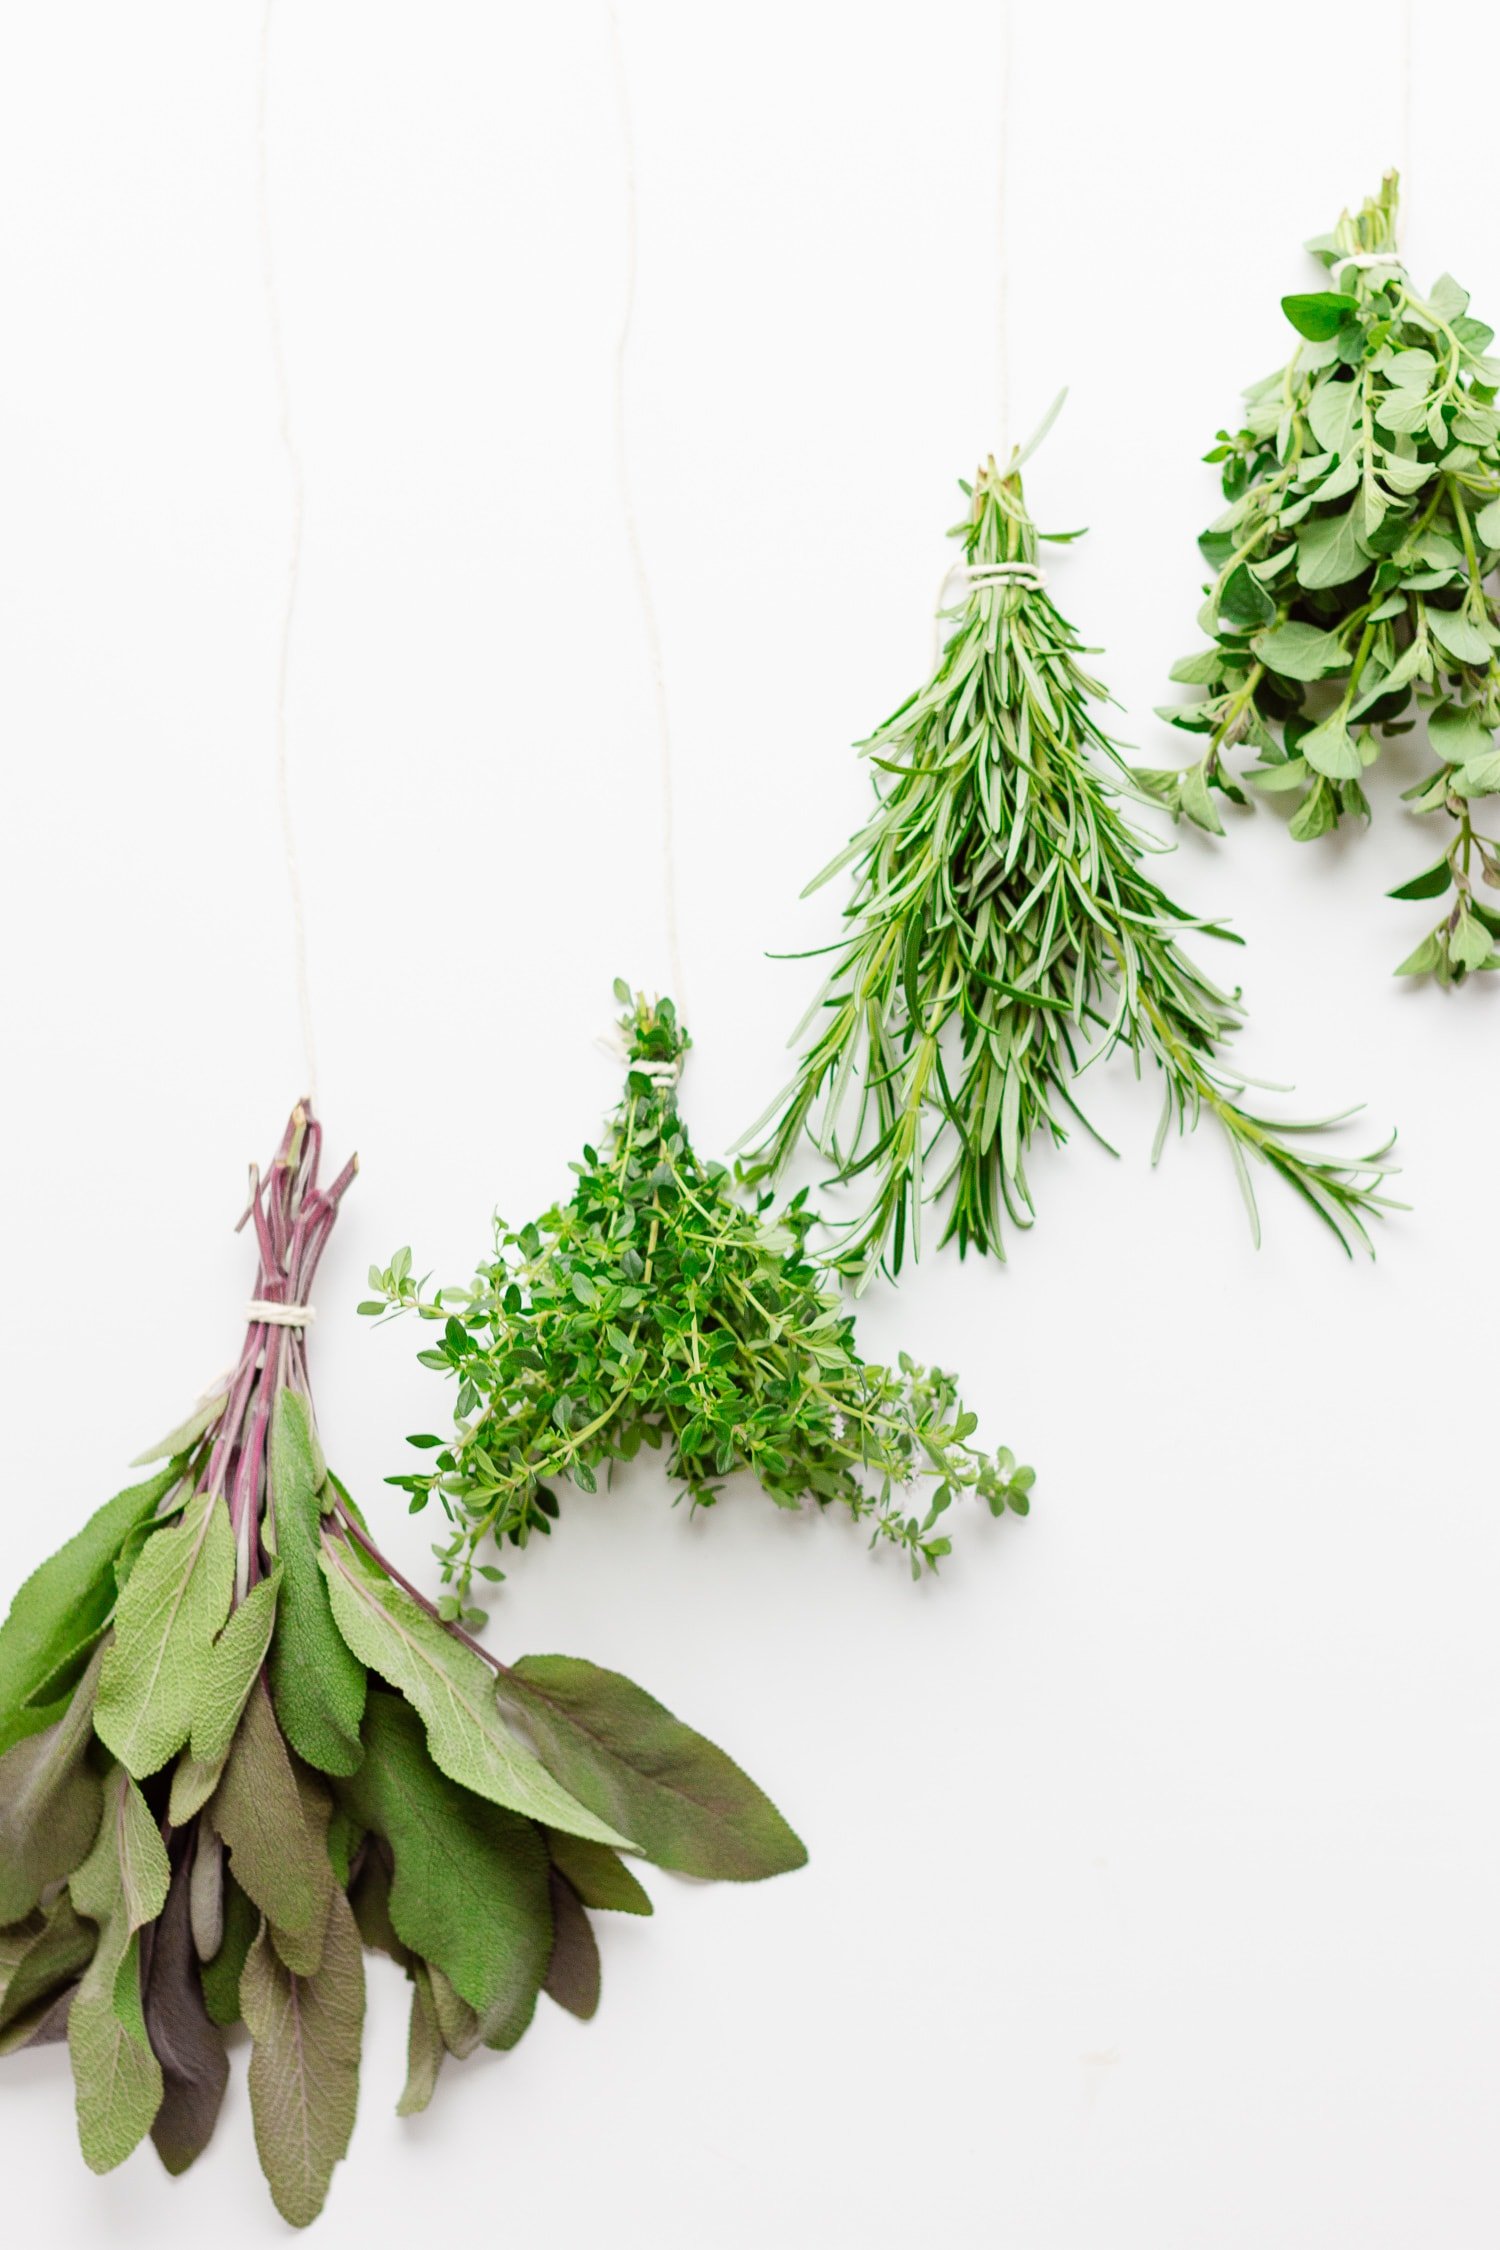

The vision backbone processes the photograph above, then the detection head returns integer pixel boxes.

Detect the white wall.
[1,3,1495,2244]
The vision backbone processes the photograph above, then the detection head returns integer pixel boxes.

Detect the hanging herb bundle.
[738,429,1396,1277]
[0,1106,803,2227]
[366,988,1033,1597]
[1144,173,1500,982]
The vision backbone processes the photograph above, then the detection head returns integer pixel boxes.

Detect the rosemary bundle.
[741,438,1395,1275]
[369,988,1033,1596]
[1146,173,1500,982]
[0,1107,803,2226]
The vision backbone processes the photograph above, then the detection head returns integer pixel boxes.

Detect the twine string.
[606,0,688,1017]
[256,0,318,1103]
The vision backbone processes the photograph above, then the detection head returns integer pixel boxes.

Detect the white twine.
[631,1057,681,1087]
[256,0,318,1104]
[931,557,1045,664]
[1335,249,1405,272]
[607,0,688,1016]
[960,562,1047,589]
[994,0,1013,467]
[246,1299,316,1327]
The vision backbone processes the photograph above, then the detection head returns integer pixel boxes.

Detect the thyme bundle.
[0,1108,803,2226]
[742,437,1396,1276]
[369,989,1033,1597]
[1146,174,1500,982]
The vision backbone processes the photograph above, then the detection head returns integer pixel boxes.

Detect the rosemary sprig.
[1145,173,1500,982]
[368,988,1033,1601]
[741,438,1397,1277]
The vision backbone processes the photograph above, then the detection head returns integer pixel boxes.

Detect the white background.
[1,2,1497,2243]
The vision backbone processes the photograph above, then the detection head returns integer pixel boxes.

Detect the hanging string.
[256,0,318,1103]
[1397,0,1413,244]
[606,0,688,1015]
[933,0,1015,664]
[994,0,1013,469]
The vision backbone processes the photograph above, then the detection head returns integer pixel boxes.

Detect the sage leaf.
[336,1689,551,2026]
[319,1533,632,1847]
[543,1870,601,2021]
[396,1961,444,2117]
[267,1392,366,1777]
[544,1827,653,1916]
[67,1765,171,2172]
[192,1563,281,1768]
[189,1827,224,1963]
[94,1486,235,1779]
[0,1981,78,2055]
[209,1675,332,1977]
[130,1393,228,1468]
[199,1871,258,2029]
[144,1858,229,2176]
[241,1891,364,2230]
[0,1645,107,1922]
[0,1462,183,1744]
[500,1655,808,1880]
[348,1845,408,1965]
[425,1962,481,2057]
[0,1892,93,2038]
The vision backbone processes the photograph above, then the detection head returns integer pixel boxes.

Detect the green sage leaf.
[67,1765,171,2172]
[0,1645,107,1922]
[0,1463,184,1747]
[544,1827,653,1916]
[542,1869,601,2021]
[209,1675,333,1977]
[499,1655,808,1880]
[94,1487,235,1778]
[336,1689,552,2029]
[144,1857,229,2176]
[319,1533,632,1847]
[395,1960,445,2117]
[267,1393,366,1777]
[241,1892,364,2230]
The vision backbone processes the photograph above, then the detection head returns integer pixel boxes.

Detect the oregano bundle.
[369,988,1033,1596]
[741,439,1395,1276]
[1146,173,1500,982]
[0,1107,803,2226]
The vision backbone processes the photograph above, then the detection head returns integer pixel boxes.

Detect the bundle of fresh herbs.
[739,428,1396,1277]
[367,988,1033,1598]
[0,1105,804,2226]
[1145,173,1500,982]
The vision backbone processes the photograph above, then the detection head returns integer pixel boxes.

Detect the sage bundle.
[741,439,1395,1276]
[369,988,1033,1596]
[0,1106,803,2226]
[1146,173,1500,982]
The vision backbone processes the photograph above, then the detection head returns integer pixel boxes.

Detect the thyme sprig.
[741,443,1397,1277]
[1146,173,1500,982]
[368,989,1033,1601]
